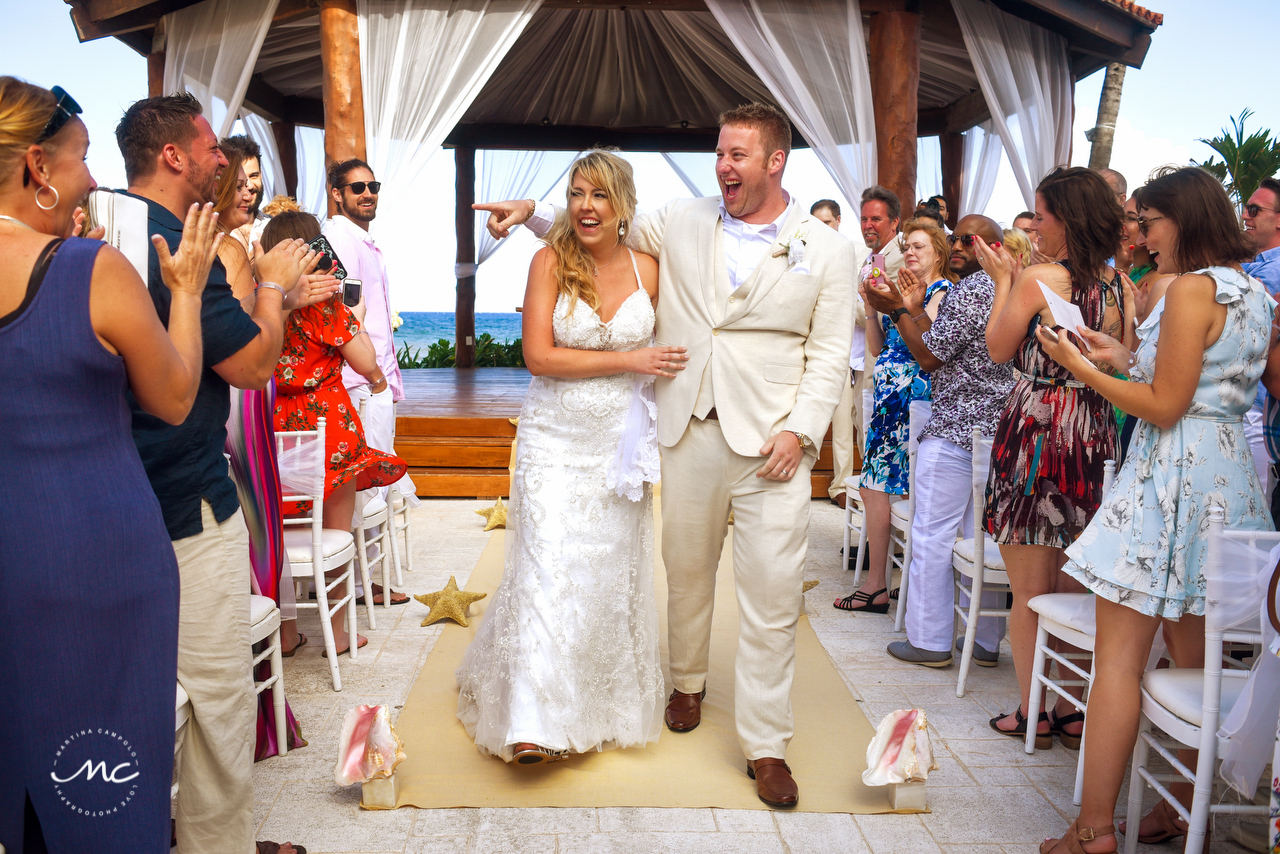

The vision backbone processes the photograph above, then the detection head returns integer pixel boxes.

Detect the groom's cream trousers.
[662,418,814,760]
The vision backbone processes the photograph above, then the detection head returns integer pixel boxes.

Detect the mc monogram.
[49,728,142,816]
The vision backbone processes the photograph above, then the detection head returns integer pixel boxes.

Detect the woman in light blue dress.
[1031,167,1274,854]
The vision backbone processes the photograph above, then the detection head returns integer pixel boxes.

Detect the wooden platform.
[394,368,837,499]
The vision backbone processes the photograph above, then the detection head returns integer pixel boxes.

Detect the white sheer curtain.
[916,136,943,205]
[161,0,280,138]
[294,125,327,218]
[703,0,877,206]
[951,0,1072,209]
[236,110,286,203]
[358,0,542,249]
[959,119,1003,218]
[472,149,579,271]
[661,152,717,198]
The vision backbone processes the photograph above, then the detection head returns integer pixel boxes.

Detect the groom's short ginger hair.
[719,102,792,161]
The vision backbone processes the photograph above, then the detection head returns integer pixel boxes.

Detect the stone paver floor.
[251,500,1258,853]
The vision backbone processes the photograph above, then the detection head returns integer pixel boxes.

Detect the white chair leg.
[270,623,287,757]
[354,525,378,631]
[893,539,911,632]
[1123,718,1151,854]
[313,565,343,692]
[382,519,400,613]
[842,499,852,574]
[1024,622,1049,754]
[396,499,411,583]
[1072,718,1086,806]
[955,571,985,698]
[346,561,359,661]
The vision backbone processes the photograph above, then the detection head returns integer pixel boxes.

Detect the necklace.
[0,214,34,231]
[591,246,623,277]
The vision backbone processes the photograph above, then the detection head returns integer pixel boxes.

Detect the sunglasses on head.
[37,86,82,143]
[1245,203,1280,218]
[947,233,978,247]
[338,181,381,195]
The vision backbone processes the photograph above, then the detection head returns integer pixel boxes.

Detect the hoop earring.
[35,183,59,211]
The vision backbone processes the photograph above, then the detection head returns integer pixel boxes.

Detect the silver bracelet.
[256,281,285,296]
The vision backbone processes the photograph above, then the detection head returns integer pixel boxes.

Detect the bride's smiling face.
[568,173,617,251]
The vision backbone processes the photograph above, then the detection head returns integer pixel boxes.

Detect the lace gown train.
[456,254,665,761]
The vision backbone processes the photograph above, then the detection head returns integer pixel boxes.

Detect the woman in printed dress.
[837,218,955,613]
[266,211,408,656]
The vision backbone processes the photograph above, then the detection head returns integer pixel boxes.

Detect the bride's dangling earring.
[618,220,626,240]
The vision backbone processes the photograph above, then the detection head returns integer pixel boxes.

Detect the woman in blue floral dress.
[1033,167,1273,854]
[837,220,954,612]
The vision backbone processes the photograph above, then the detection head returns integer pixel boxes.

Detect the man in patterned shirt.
[862,214,1014,667]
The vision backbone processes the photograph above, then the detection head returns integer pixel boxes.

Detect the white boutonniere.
[772,229,808,265]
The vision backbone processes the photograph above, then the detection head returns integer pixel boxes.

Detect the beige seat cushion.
[249,593,277,626]
[953,537,1005,570]
[284,527,355,564]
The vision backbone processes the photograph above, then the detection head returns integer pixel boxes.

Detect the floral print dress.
[861,278,949,494]
[274,297,406,514]
[1063,267,1275,618]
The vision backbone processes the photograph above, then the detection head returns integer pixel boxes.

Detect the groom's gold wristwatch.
[789,431,813,449]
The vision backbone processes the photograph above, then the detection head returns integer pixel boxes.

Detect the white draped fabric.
[959,119,1003,219]
[703,0,877,207]
[916,137,943,206]
[475,149,579,267]
[951,0,1072,209]
[294,125,328,219]
[236,110,286,203]
[661,152,717,198]
[357,0,542,256]
[161,0,280,138]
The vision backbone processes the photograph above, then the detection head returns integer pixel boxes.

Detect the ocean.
[395,312,523,352]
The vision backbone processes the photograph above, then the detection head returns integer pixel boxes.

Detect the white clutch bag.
[86,189,150,281]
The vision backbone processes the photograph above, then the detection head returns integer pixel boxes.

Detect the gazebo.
[66,0,1161,368]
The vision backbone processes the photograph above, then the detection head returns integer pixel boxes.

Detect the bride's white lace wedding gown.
[456,253,665,761]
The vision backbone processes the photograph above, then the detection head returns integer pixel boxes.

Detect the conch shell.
[862,708,938,786]
[334,704,405,786]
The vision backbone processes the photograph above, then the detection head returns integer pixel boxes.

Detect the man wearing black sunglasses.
[1244,177,1280,295]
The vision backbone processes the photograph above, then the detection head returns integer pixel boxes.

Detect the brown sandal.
[1117,798,1187,844]
[1040,821,1115,854]
[510,742,569,764]
[256,843,307,854]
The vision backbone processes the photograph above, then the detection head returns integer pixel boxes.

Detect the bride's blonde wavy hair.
[544,148,636,314]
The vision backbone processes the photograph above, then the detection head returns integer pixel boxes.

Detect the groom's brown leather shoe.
[664,687,706,732]
[747,758,799,808]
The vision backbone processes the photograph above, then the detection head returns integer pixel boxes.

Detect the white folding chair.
[1124,508,1280,854]
[389,400,411,586]
[1024,460,1116,805]
[172,683,191,799]
[278,417,359,691]
[842,387,874,583]
[249,593,287,756]
[355,398,404,626]
[890,400,931,632]
[953,428,1012,697]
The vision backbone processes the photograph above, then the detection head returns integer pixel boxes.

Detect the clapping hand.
[897,267,926,316]
[473,199,535,240]
[70,206,106,241]
[862,272,905,315]
[155,202,221,297]
[1072,327,1135,375]
[253,238,317,297]
[974,237,1018,290]
[288,255,343,309]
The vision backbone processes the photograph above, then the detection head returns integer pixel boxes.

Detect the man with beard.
[115,93,313,854]
[219,134,268,250]
[861,215,1012,668]
[323,160,416,595]
[1247,178,1280,523]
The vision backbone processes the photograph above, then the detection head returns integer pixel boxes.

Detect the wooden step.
[408,467,511,499]
[396,415,517,439]
[396,436,512,468]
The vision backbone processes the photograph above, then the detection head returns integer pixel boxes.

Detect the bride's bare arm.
[522,248,686,379]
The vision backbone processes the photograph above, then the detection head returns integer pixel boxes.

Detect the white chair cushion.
[890,500,909,522]
[249,593,277,627]
[176,683,189,711]
[175,683,191,731]
[1028,593,1095,633]
[360,495,388,522]
[284,527,355,564]
[953,537,1005,570]
[843,475,861,490]
[1143,669,1249,728]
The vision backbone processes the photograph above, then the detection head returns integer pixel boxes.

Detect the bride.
[456,149,689,764]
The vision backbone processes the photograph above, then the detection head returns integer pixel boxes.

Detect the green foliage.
[396,336,524,369]
[1193,109,1280,208]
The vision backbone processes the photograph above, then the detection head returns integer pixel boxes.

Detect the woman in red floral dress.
[265,212,408,654]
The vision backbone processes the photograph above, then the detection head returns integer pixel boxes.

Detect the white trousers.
[828,369,868,500]
[661,418,814,759]
[1245,404,1272,500]
[905,436,1004,654]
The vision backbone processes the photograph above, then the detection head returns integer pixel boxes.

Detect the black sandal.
[989,707,1051,750]
[1050,709,1085,750]
[834,588,889,613]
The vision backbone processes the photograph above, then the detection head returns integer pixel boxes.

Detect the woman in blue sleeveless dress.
[0,79,219,853]
[1033,168,1273,854]
[836,219,954,613]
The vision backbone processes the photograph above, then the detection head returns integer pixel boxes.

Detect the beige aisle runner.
[393,507,892,813]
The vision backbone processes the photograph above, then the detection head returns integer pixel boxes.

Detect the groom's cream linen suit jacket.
[630,196,856,457]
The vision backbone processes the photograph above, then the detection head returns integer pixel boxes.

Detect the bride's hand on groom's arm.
[629,345,688,379]
[473,200,536,240]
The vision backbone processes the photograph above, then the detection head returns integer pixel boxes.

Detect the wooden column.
[868,7,921,217]
[271,120,299,198]
[319,0,366,216]
[147,51,165,97]
[455,147,477,369]
[939,131,963,226]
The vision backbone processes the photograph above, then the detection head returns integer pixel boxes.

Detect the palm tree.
[1193,109,1280,208]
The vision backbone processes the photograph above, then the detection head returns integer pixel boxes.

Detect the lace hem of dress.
[605,375,661,502]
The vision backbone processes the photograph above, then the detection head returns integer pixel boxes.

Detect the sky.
[12,0,1280,313]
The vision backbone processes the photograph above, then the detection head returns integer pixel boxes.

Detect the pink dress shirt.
[324,214,404,401]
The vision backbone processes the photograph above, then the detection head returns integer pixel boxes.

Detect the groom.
[478,103,854,807]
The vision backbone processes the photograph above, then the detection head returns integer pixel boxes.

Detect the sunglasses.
[338,181,381,195]
[1245,203,1280,218]
[37,86,82,143]
[947,233,978,247]
[1137,215,1165,236]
